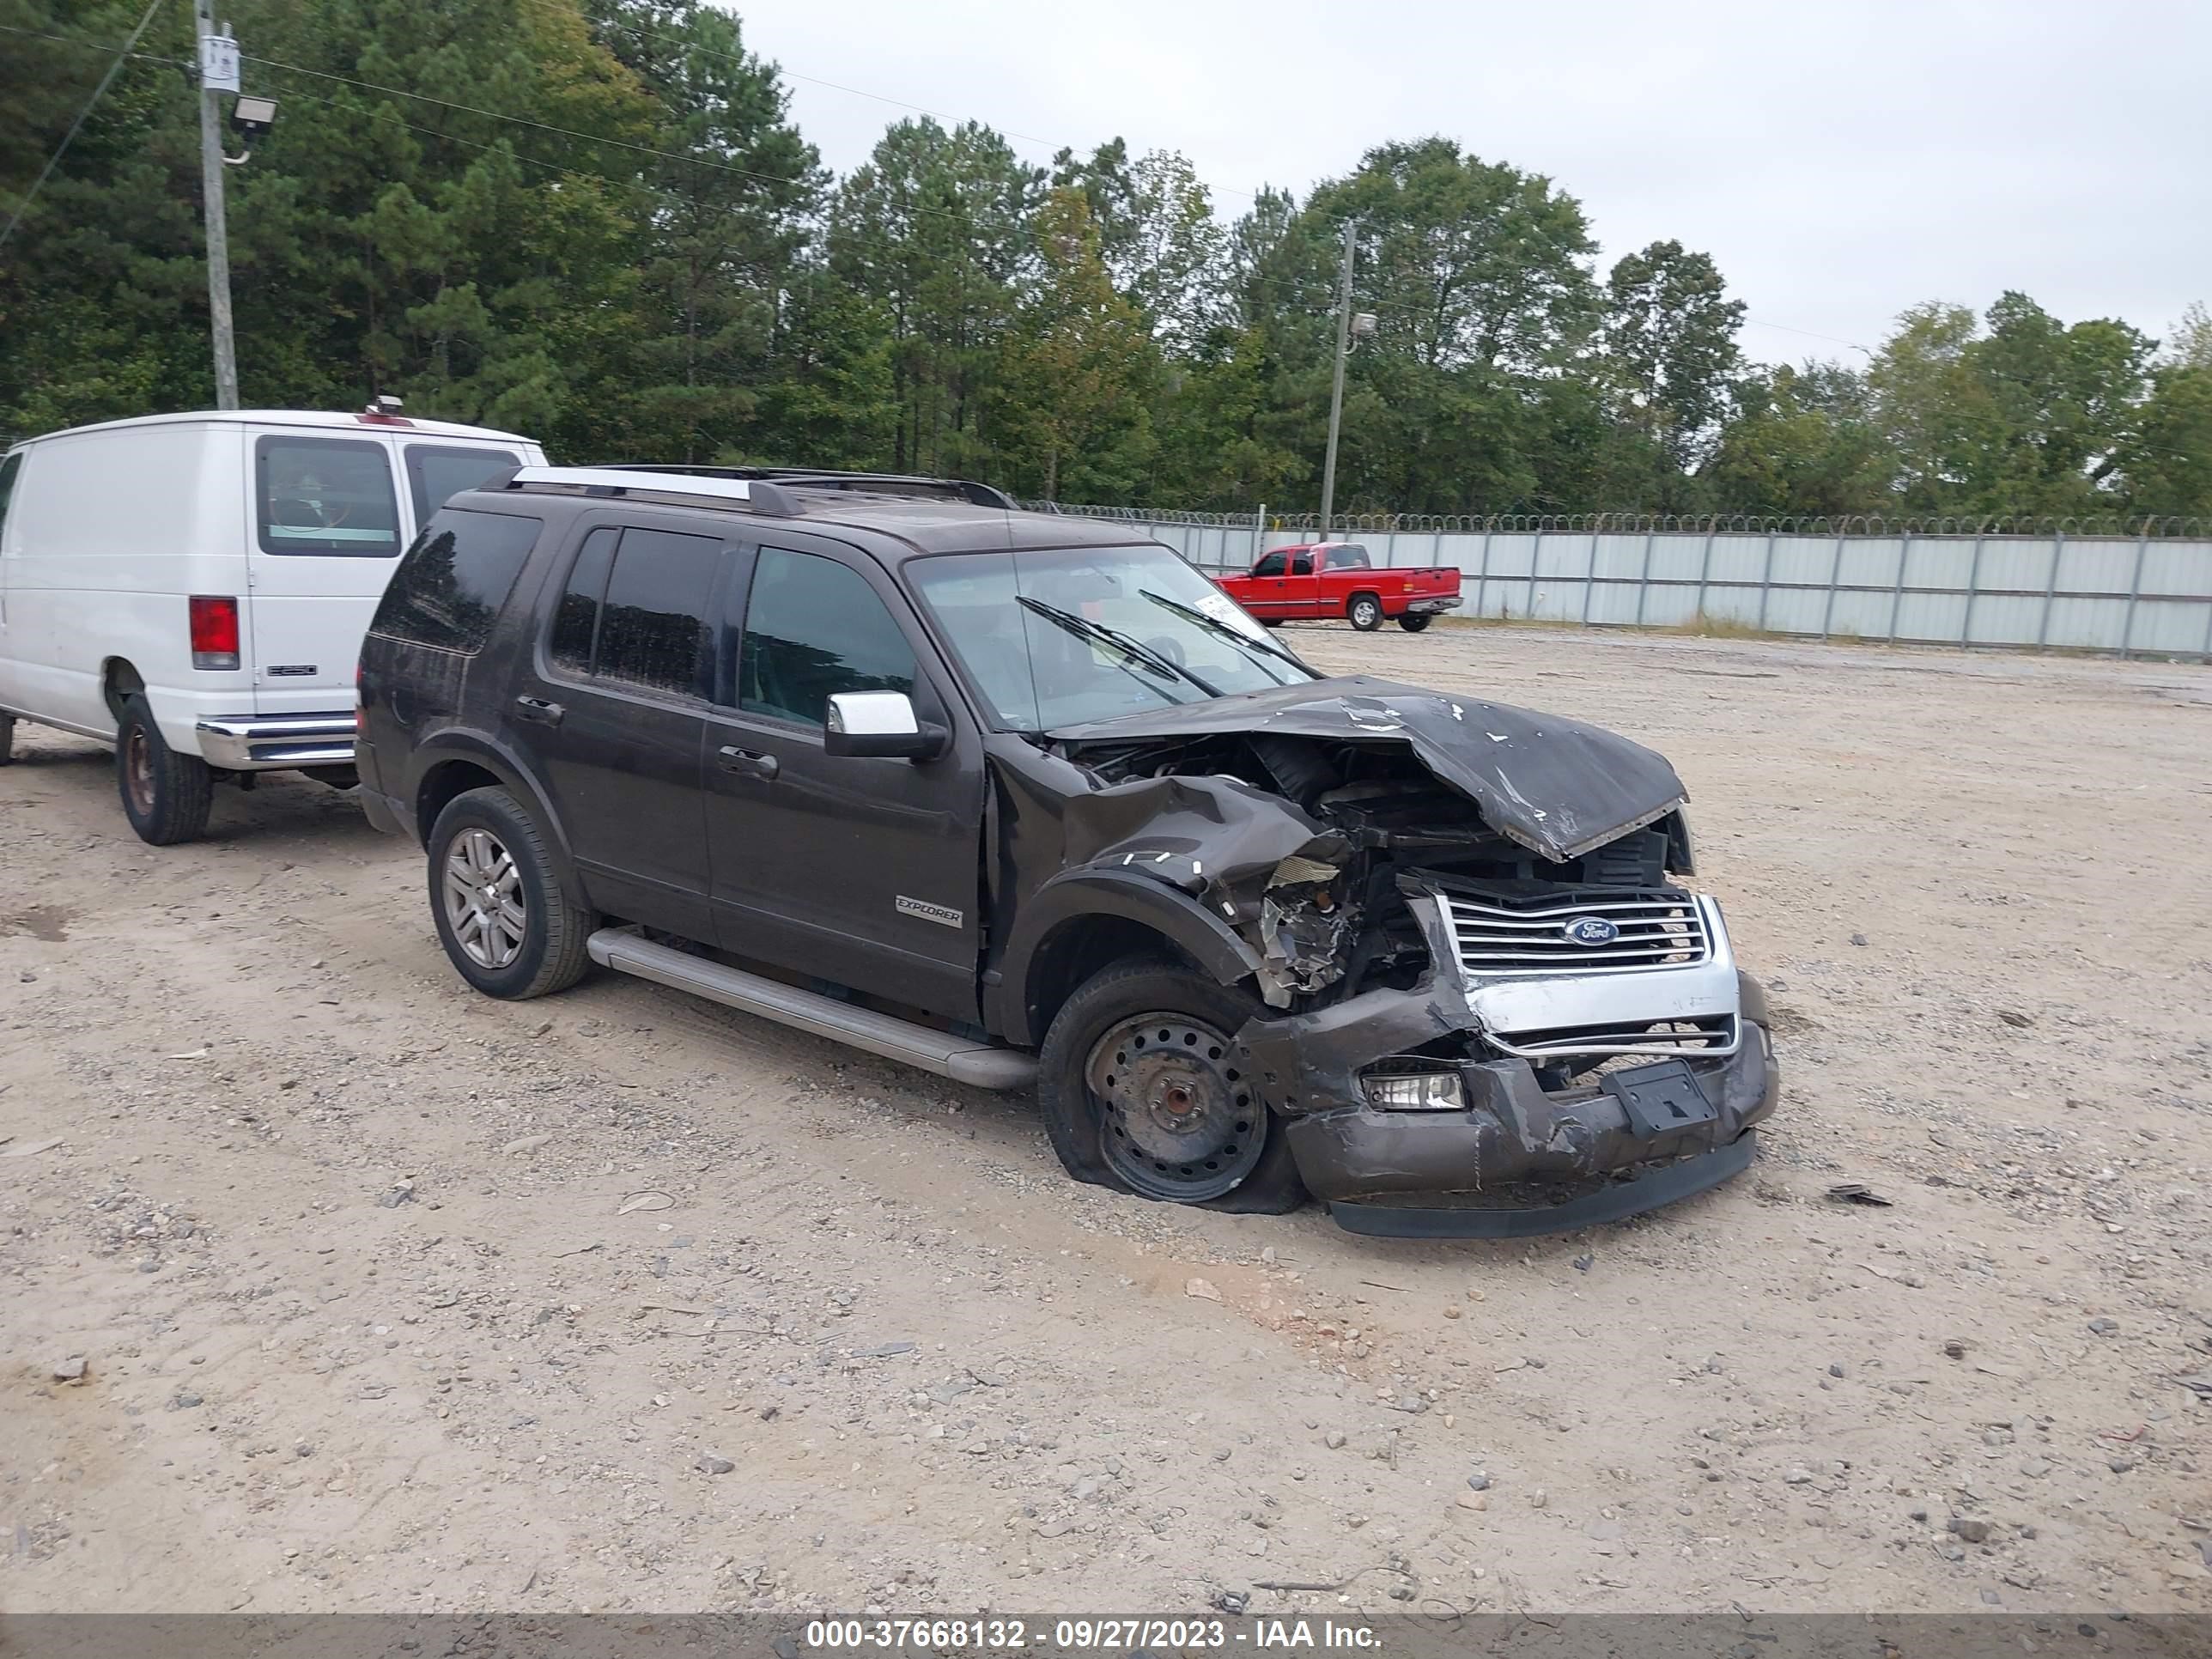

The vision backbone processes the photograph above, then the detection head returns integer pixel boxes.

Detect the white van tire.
[0,712,15,764]
[115,695,213,845]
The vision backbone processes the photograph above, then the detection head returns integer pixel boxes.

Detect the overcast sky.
[726,0,2211,368]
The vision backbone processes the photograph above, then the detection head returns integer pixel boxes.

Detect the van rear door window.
[404,444,521,526]
[256,435,402,556]
[368,508,542,653]
[0,453,21,546]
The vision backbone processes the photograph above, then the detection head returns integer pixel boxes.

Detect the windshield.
[909,544,1320,731]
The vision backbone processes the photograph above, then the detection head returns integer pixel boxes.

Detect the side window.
[738,547,916,727]
[1287,554,1313,576]
[368,508,542,653]
[0,453,21,549]
[545,526,720,698]
[1252,552,1286,577]
[255,436,401,556]
[548,527,617,675]
[404,445,520,525]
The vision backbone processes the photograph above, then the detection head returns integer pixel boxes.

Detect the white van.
[0,408,545,842]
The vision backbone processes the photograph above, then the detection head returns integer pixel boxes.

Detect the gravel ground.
[3,624,2209,1618]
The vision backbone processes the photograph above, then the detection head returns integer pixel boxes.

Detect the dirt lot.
[3,625,2209,1618]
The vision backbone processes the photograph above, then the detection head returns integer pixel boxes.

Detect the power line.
[0,0,169,257]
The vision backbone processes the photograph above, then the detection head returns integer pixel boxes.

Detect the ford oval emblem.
[1563,915,1620,946]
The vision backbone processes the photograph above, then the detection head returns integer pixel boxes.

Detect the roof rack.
[605,464,1018,511]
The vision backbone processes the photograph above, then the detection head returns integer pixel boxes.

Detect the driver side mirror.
[823,690,948,761]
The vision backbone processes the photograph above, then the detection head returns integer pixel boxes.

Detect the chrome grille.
[1442,890,1711,977]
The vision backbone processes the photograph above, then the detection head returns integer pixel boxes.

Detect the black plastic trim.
[1324,1130,1758,1239]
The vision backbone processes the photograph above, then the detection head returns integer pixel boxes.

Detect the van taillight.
[189,595,240,670]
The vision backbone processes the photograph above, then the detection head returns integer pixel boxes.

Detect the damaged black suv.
[356,466,1778,1237]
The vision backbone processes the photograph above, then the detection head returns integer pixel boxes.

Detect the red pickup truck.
[1213,542,1462,632]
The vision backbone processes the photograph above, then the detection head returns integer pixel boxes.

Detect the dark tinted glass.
[738,548,915,726]
[549,527,617,674]
[370,508,541,653]
[256,436,401,556]
[593,527,720,696]
[405,444,520,524]
[1288,555,1312,575]
[0,453,20,540]
[1252,552,1286,577]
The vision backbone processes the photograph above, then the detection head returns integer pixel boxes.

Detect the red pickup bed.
[1213,541,1462,632]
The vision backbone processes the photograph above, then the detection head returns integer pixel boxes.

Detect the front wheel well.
[415,759,507,844]
[1025,915,1194,1040]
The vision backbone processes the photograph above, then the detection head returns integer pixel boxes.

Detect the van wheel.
[428,786,593,1000]
[1397,613,1433,633]
[115,696,213,844]
[1347,593,1383,631]
[0,712,15,764]
[1037,958,1307,1214]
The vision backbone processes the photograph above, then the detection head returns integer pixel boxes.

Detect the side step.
[585,928,1037,1092]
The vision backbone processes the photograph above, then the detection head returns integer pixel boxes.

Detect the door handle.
[717,745,779,781]
[514,696,564,726]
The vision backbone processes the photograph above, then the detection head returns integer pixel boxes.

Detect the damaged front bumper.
[1234,893,1779,1237]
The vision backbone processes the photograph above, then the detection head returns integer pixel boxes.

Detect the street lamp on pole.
[1316,219,1374,541]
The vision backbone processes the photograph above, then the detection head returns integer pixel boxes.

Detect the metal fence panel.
[1079,509,2212,659]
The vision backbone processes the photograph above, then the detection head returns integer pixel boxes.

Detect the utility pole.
[1316,218,1357,540]
[194,0,240,410]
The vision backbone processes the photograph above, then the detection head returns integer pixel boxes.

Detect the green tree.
[1707,362,1893,519]
[1600,240,1745,473]
[993,186,1153,501]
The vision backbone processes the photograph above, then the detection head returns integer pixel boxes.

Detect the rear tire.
[1397,613,1433,633]
[114,696,213,844]
[1347,593,1383,631]
[427,786,593,1000]
[0,712,15,764]
[1037,957,1307,1215]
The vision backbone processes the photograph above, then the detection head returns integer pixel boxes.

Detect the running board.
[585,928,1037,1092]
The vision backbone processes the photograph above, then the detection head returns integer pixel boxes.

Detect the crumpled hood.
[1050,675,1687,865]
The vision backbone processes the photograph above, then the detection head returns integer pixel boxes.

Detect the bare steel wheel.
[1086,1012,1264,1202]
[124,727,155,816]
[441,826,527,969]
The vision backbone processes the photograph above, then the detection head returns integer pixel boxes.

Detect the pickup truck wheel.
[427,786,593,1000]
[1037,958,1307,1214]
[1396,613,1434,633]
[1347,592,1383,631]
[114,695,213,844]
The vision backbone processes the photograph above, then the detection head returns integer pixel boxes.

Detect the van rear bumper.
[194,714,357,770]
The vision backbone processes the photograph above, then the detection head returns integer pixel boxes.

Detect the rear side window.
[547,526,720,698]
[1287,554,1312,575]
[738,547,915,726]
[404,444,520,525]
[370,508,542,653]
[255,435,401,556]
[0,453,21,547]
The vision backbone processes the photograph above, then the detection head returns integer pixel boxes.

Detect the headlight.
[1363,1071,1466,1112]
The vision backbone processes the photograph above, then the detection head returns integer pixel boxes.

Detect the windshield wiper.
[1137,589,1312,684]
[1016,596,1225,701]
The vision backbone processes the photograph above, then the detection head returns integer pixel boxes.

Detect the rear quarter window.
[404,444,521,525]
[256,435,402,556]
[369,508,543,653]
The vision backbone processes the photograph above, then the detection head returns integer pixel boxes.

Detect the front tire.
[427,786,593,1000]
[1036,957,1306,1214]
[1397,613,1433,633]
[115,695,212,844]
[0,712,15,764]
[1347,593,1383,631]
